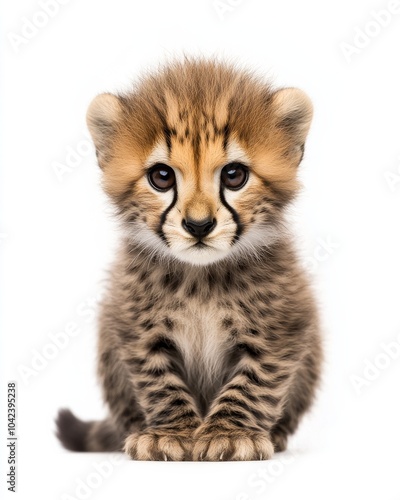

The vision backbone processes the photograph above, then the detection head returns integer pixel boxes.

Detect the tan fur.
[56,58,322,461]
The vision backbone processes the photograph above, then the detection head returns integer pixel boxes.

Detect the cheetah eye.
[221,162,249,190]
[148,163,176,191]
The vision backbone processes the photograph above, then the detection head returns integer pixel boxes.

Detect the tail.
[55,409,122,452]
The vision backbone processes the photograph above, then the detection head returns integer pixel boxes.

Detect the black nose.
[182,218,216,238]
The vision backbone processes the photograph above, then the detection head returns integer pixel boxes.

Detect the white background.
[1,0,400,499]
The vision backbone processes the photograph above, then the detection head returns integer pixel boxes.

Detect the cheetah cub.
[56,59,322,461]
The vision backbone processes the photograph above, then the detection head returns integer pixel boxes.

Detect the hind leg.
[271,347,321,452]
[98,348,146,440]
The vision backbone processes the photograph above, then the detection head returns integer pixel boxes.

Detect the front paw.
[193,424,274,461]
[124,428,194,461]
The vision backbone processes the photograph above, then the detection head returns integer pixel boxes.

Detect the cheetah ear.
[271,88,313,145]
[86,93,123,165]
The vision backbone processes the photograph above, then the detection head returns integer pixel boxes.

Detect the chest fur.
[171,302,234,399]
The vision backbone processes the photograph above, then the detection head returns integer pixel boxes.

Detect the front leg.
[193,335,296,461]
[121,332,202,461]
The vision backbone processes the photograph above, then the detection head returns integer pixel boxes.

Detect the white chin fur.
[169,246,232,266]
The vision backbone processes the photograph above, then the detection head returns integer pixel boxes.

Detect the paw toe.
[194,429,274,461]
[124,430,188,461]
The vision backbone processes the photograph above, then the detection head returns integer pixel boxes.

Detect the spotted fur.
[56,59,322,461]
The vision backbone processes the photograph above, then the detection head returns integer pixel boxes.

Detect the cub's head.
[87,60,312,266]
